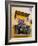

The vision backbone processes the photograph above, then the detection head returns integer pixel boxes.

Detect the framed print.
[5,1,37,45]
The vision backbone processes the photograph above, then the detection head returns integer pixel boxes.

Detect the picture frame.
[5,1,37,45]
